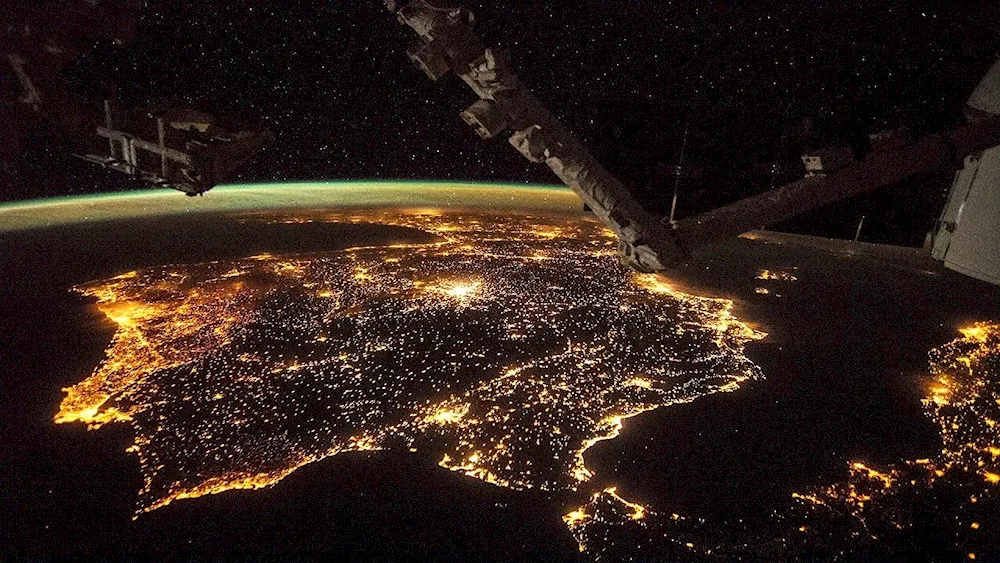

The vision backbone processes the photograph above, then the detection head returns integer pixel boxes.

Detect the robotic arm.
[388,0,682,272]
[387,0,1000,272]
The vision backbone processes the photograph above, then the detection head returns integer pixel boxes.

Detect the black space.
[8,0,1000,245]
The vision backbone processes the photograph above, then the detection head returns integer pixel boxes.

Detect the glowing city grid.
[55,210,762,519]
[55,208,1000,559]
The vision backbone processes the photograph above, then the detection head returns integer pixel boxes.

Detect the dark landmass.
[3,212,999,561]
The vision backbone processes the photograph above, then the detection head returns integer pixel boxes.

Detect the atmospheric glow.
[0,181,581,233]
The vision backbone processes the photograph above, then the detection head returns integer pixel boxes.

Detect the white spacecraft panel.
[931,155,978,262]
[935,145,1000,286]
[968,59,1000,117]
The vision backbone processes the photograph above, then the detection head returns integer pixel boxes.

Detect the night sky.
[17,0,1000,244]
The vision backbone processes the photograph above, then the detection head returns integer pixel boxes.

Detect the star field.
[62,1,997,201]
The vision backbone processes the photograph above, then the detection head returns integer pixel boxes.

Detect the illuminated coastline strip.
[563,323,1000,560]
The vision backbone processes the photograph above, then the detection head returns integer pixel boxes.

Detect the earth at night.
[2,182,1000,561]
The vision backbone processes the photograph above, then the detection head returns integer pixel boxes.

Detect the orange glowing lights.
[960,325,989,342]
[439,281,481,299]
[563,508,591,529]
[781,323,1000,553]
[850,462,895,488]
[426,404,470,425]
[55,209,765,524]
[756,269,798,281]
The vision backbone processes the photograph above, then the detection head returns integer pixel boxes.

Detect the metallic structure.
[387,0,680,272]
[676,114,1000,250]
[801,147,855,177]
[76,103,272,196]
[930,146,1000,286]
[929,60,1000,286]
[386,0,1000,274]
[5,0,998,273]
[1,0,270,196]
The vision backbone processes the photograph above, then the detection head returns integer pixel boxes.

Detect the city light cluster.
[56,209,764,537]
[565,323,1000,560]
